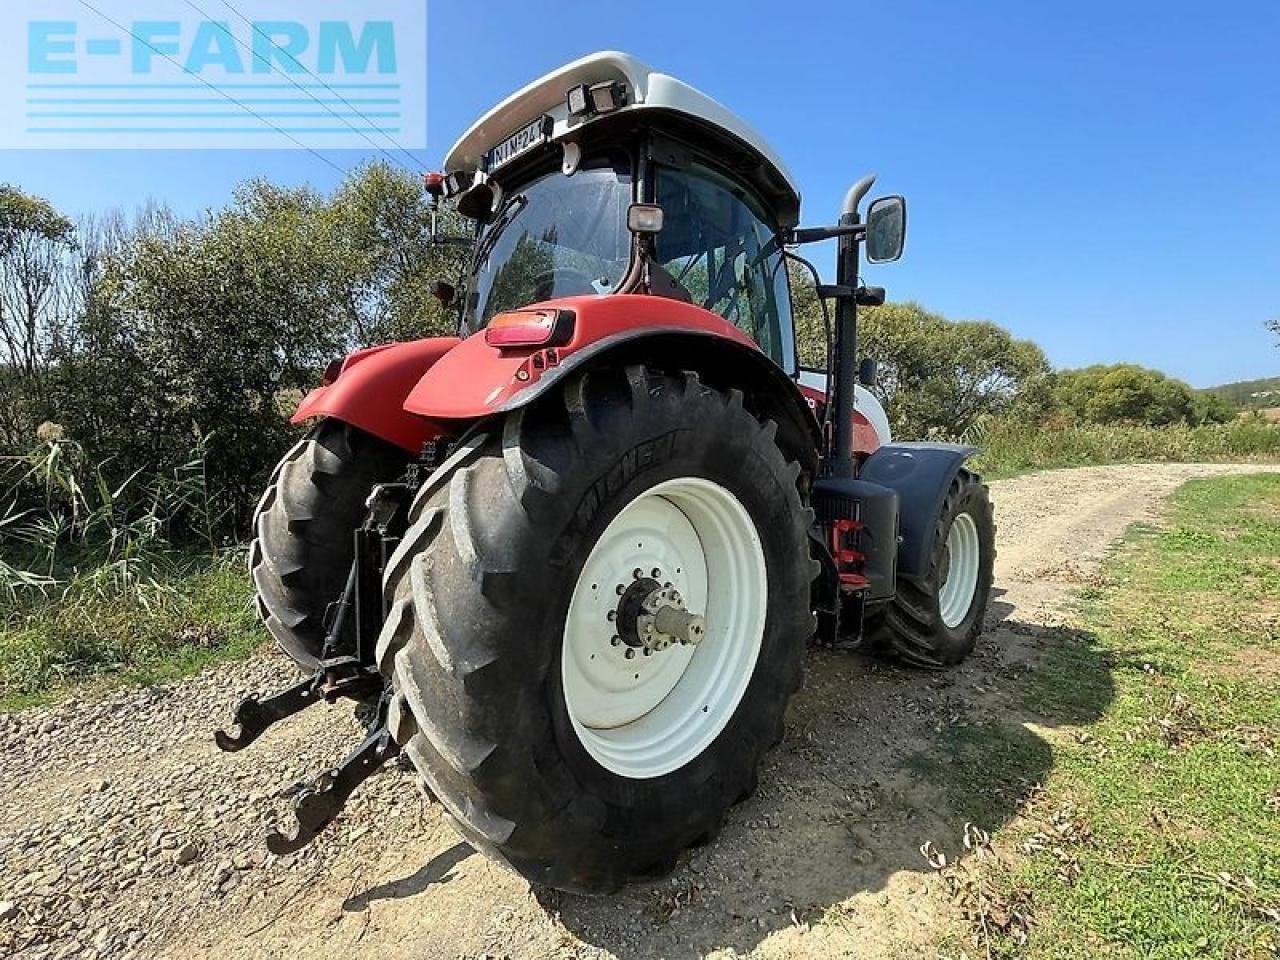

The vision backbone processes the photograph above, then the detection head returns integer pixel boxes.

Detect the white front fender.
[796,369,892,447]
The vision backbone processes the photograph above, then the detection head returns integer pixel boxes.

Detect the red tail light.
[485,309,573,348]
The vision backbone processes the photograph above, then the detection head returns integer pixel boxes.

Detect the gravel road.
[2,463,1273,960]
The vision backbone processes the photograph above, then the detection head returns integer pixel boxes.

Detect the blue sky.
[2,0,1278,387]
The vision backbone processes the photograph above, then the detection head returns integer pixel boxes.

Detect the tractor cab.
[427,51,801,374]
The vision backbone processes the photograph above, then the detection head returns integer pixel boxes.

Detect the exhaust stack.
[828,174,876,479]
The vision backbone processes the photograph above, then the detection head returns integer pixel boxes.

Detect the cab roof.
[444,51,801,218]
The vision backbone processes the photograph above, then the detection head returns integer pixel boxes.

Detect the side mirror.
[858,357,878,387]
[864,195,906,263]
[455,173,496,221]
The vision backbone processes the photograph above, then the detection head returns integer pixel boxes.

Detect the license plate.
[484,116,553,171]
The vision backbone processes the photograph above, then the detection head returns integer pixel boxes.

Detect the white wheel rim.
[938,512,981,629]
[561,477,767,779]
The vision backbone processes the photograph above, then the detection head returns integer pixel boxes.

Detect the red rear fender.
[292,295,818,460]
[404,295,759,420]
[291,337,460,452]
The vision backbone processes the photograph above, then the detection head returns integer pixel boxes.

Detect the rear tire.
[376,366,815,892]
[250,420,408,670]
[884,470,995,668]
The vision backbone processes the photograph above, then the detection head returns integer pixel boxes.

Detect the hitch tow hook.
[214,677,321,753]
[264,723,400,855]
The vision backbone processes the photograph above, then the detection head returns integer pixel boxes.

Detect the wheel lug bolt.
[606,610,616,622]
[616,584,626,596]
[651,567,662,578]
[633,568,643,580]
[642,648,652,657]
[610,635,621,647]
[624,648,636,660]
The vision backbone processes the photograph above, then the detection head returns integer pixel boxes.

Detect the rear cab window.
[653,161,795,372]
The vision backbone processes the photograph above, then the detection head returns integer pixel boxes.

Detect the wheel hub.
[615,573,707,654]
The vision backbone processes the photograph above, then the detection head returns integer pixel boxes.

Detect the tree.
[39,163,471,531]
[0,186,78,449]
[1052,364,1222,426]
[859,303,1051,437]
[328,161,469,344]
[789,265,1050,437]
[1190,390,1235,425]
[61,181,354,523]
[0,186,75,376]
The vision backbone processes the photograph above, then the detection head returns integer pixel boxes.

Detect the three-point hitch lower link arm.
[213,481,416,854]
[264,699,401,855]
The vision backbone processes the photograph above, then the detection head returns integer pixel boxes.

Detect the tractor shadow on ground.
[539,611,1115,957]
[341,841,473,911]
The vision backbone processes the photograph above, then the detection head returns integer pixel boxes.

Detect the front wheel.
[376,365,816,892]
[883,470,995,667]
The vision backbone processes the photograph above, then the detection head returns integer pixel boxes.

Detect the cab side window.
[654,162,794,370]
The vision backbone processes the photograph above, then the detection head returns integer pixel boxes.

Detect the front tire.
[376,366,815,892]
[884,470,995,668]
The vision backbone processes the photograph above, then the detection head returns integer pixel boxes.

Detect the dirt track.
[2,462,1275,960]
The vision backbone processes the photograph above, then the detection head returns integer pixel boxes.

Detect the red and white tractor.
[219,51,995,893]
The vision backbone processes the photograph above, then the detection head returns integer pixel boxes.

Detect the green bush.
[54,182,352,526]
[2,164,468,536]
[1053,363,1232,427]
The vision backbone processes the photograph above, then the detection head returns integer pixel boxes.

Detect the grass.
[0,548,260,711]
[0,436,265,711]
[922,473,1280,958]
[968,417,1280,480]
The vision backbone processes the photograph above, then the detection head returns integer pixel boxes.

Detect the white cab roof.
[443,51,800,201]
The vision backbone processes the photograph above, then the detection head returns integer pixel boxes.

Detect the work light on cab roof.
[222,50,993,897]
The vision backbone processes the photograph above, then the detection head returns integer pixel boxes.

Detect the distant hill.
[1204,375,1280,410]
